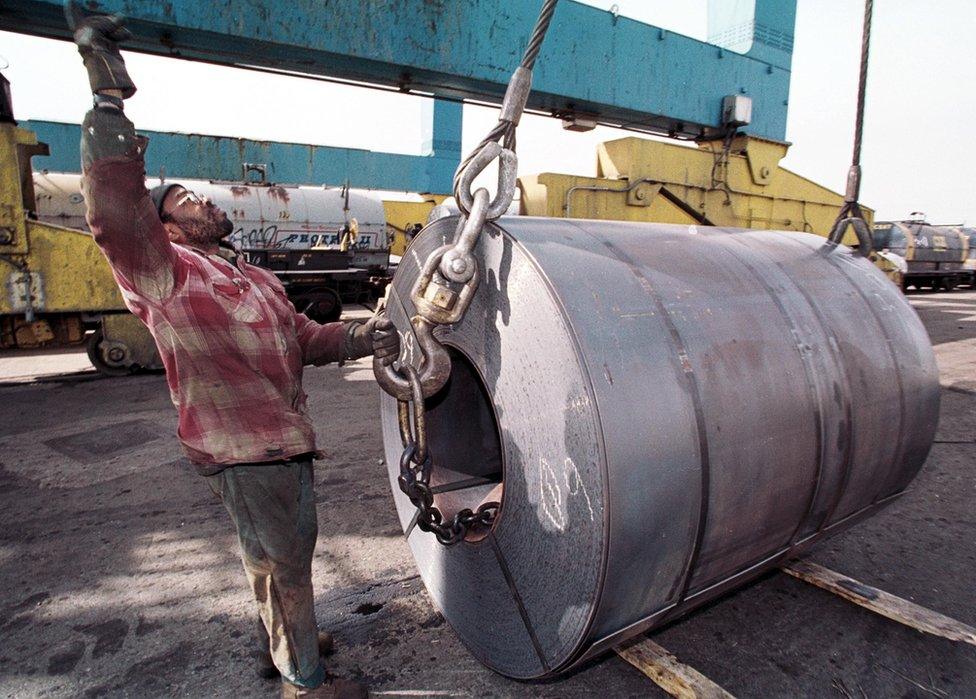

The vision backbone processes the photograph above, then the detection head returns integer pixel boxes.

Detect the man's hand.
[72,11,136,99]
[369,316,400,366]
[344,316,400,364]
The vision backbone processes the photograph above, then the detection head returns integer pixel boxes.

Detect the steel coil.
[380,217,940,679]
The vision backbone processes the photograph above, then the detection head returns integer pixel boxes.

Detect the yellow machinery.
[383,195,449,256]
[384,135,897,281]
[518,134,905,285]
[0,116,161,374]
[520,135,873,234]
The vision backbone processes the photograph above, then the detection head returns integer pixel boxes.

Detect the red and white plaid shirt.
[82,111,345,472]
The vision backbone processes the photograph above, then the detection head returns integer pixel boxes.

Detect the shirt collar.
[215,241,241,266]
[183,241,241,268]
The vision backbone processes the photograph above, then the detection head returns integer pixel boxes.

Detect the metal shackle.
[439,188,490,283]
[455,141,518,221]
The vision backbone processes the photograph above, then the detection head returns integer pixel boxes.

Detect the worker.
[73,13,392,699]
[338,218,359,252]
[406,223,423,243]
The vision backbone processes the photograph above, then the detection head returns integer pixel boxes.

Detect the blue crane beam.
[0,0,796,141]
[22,97,462,191]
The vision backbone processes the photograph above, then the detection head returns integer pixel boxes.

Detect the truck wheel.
[943,279,956,292]
[86,329,135,376]
[298,288,342,323]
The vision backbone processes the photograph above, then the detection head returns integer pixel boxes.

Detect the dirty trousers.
[207,459,325,688]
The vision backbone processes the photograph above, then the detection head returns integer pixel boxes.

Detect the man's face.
[160,187,233,247]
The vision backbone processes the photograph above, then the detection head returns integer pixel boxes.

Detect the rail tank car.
[872,221,971,291]
[33,173,388,256]
[32,172,394,321]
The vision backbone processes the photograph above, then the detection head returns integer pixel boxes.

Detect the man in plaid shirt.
[74,14,391,699]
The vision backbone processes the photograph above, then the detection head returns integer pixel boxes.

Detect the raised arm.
[75,14,179,302]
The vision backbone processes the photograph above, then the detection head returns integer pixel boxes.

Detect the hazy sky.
[1,0,974,223]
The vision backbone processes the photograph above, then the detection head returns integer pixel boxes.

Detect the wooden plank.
[615,637,736,699]
[781,559,976,647]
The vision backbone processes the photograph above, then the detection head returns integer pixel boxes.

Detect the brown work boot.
[254,618,335,679]
[280,677,367,698]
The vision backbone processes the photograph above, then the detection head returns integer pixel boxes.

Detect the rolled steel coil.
[380,217,940,679]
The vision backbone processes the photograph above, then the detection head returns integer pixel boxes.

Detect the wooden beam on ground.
[782,559,976,647]
[615,637,736,699]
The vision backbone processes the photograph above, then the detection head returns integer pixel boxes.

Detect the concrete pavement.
[0,291,972,697]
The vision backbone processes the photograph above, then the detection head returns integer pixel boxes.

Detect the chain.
[394,367,500,545]
[375,1,560,545]
[398,443,500,546]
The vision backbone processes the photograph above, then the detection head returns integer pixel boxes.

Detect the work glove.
[73,12,137,99]
[344,316,400,365]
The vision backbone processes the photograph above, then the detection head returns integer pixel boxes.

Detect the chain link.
[398,442,500,546]
[396,364,427,462]
[376,1,560,546]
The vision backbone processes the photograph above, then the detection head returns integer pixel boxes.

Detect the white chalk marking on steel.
[564,457,595,523]
[539,456,566,531]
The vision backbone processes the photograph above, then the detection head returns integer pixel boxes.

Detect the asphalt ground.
[0,292,973,698]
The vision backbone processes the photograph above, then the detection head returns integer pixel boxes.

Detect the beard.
[179,214,234,247]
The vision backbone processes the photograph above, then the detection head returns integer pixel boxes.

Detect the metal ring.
[456,141,518,220]
[825,216,873,256]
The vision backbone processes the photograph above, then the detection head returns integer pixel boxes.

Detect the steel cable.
[374,1,562,546]
[519,0,559,70]
[827,0,874,251]
[851,0,873,168]
[453,0,559,195]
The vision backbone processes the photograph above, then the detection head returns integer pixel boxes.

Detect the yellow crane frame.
[0,121,159,371]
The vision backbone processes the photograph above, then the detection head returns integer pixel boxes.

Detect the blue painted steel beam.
[21,98,462,192]
[0,0,796,141]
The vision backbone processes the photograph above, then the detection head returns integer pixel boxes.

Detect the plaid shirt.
[81,107,345,472]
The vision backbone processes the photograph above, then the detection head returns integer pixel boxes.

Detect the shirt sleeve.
[294,313,347,366]
[80,106,181,302]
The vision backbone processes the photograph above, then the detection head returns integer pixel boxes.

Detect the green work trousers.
[207,459,325,688]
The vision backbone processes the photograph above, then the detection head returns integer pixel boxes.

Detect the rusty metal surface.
[380,217,940,679]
